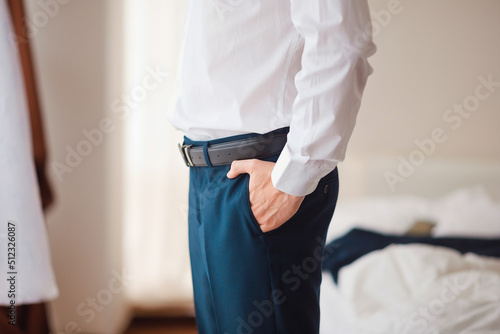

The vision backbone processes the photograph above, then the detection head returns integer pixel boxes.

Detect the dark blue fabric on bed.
[322,228,500,283]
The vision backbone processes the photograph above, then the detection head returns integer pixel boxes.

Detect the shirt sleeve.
[271,0,376,196]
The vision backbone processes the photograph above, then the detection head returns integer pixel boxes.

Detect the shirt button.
[323,184,329,194]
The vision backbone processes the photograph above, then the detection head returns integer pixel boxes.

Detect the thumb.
[226,159,252,179]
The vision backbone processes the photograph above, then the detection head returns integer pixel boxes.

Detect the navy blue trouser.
[185,128,339,334]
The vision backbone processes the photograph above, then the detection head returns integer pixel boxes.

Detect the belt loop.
[203,142,213,167]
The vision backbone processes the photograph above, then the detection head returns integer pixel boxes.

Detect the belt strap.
[178,133,287,167]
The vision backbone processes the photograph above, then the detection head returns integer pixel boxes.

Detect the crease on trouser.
[199,210,222,334]
[189,168,221,334]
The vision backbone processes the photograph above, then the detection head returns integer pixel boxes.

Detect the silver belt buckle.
[178,144,194,167]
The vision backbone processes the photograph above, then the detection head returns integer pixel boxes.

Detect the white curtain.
[121,0,192,305]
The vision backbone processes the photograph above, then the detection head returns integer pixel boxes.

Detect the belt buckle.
[178,143,194,167]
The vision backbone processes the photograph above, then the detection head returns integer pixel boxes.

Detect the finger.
[226,159,253,179]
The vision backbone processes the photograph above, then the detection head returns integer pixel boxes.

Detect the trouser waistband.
[179,127,289,167]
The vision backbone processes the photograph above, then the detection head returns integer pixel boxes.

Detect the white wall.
[26,0,128,333]
[340,0,500,198]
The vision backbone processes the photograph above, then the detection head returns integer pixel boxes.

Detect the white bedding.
[320,272,354,334]
[320,244,500,334]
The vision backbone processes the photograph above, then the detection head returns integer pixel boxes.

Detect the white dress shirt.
[168,0,376,196]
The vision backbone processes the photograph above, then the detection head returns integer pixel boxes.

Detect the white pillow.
[327,196,432,241]
[327,185,500,242]
[432,185,500,237]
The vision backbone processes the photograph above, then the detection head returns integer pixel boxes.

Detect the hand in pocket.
[227,159,304,233]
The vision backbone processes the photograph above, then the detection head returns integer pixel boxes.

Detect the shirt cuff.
[271,144,336,197]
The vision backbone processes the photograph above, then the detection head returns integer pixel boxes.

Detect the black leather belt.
[178,132,288,167]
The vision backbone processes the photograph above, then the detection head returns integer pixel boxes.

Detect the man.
[168,1,375,333]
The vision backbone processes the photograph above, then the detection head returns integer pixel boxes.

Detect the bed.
[319,159,500,334]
